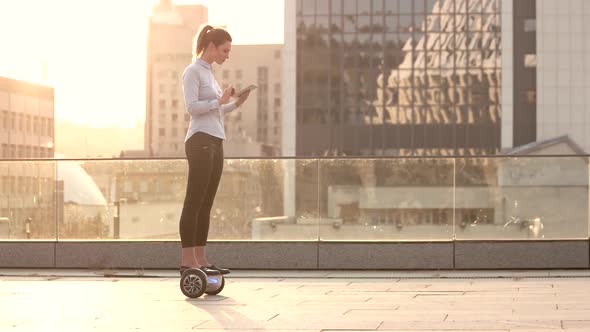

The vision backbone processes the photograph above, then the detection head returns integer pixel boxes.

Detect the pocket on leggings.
[200,144,218,158]
[199,145,213,157]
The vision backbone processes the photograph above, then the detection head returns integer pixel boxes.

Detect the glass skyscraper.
[293,0,534,156]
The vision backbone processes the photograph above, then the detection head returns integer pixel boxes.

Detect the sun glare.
[0,0,283,129]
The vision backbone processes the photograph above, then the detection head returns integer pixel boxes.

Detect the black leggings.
[179,132,224,248]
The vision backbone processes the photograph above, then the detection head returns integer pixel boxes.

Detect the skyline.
[0,0,284,130]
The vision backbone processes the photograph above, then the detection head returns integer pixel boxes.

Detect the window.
[274,98,281,107]
[274,83,281,94]
[159,100,166,109]
[1,110,6,130]
[258,67,268,82]
[139,181,148,193]
[524,54,537,68]
[235,70,242,79]
[274,49,281,59]
[171,114,178,121]
[522,90,536,105]
[40,118,46,135]
[172,99,179,108]
[524,19,536,32]
[159,128,166,136]
[301,0,316,15]
[222,70,230,79]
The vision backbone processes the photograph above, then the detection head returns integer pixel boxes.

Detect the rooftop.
[2,269,590,331]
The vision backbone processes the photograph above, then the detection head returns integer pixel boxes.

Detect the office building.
[284,0,590,156]
[0,76,55,239]
[0,76,54,158]
[216,44,283,156]
[145,0,207,157]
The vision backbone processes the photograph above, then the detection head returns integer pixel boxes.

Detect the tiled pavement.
[2,269,590,331]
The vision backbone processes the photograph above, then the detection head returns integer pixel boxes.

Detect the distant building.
[0,76,54,158]
[57,160,110,239]
[0,76,55,239]
[145,0,207,157]
[119,149,151,158]
[284,0,590,156]
[215,44,283,156]
[145,1,280,157]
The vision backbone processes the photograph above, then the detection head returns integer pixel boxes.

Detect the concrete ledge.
[206,241,318,269]
[0,242,55,268]
[318,242,454,269]
[3,240,590,270]
[455,240,590,269]
[56,241,180,269]
[54,241,319,269]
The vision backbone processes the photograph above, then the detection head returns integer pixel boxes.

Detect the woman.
[179,25,250,275]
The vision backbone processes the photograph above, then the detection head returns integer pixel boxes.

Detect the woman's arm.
[182,68,221,116]
[220,102,238,114]
[220,89,250,114]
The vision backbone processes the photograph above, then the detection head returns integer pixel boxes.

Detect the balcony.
[0,155,589,269]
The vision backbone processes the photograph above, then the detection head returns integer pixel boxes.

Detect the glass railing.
[0,156,588,241]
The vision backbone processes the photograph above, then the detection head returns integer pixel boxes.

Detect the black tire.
[180,268,207,298]
[205,276,225,296]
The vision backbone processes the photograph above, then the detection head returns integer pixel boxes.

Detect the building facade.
[0,76,55,158]
[534,0,590,154]
[145,0,207,157]
[285,0,590,157]
[0,76,55,239]
[215,44,283,156]
[145,2,283,157]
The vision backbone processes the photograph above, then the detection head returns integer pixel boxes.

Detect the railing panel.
[454,156,589,240]
[0,160,56,240]
[56,158,320,241]
[318,158,455,241]
[0,156,587,242]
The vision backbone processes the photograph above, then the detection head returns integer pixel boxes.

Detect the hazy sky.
[0,0,284,128]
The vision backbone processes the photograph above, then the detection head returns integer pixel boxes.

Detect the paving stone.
[2,269,590,331]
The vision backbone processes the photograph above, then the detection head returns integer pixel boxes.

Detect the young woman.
[179,25,250,275]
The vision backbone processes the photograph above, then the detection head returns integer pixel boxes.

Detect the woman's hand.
[236,90,250,107]
[218,85,234,105]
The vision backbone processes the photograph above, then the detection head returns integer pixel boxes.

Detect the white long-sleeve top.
[182,58,238,142]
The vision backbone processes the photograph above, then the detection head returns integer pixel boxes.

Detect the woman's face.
[212,41,232,65]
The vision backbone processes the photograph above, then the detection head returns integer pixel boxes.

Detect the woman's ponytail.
[192,24,232,61]
[195,25,214,57]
